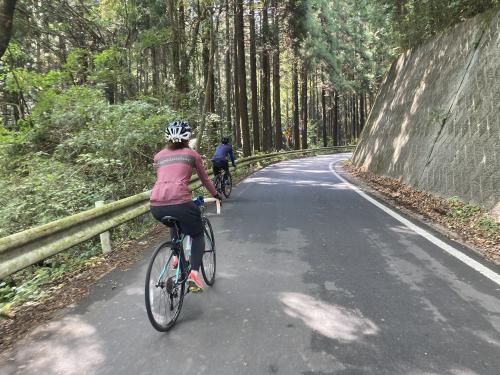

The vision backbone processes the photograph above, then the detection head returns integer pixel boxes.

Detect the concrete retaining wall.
[353,10,499,214]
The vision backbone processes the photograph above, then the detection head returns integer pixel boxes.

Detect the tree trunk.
[167,0,181,107]
[195,11,219,151]
[351,94,355,139]
[233,0,241,148]
[359,92,365,134]
[235,0,251,156]
[151,47,160,96]
[292,66,300,150]
[261,1,272,152]
[249,0,260,152]
[202,29,210,99]
[328,93,332,141]
[272,48,282,151]
[178,1,190,96]
[202,24,215,113]
[0,0,17,60]
[311,74,318,144]
[344,96,349,144]
[225,0,232,136]
[365,93,369,128]
[272,0,281,150]
[300,63,308,149]
[333,91,339,146]
[321,87,327,147]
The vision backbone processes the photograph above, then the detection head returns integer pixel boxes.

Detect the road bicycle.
[145,197,218,332]
[213,168,232,198]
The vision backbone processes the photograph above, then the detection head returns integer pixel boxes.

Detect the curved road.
[2,154,500,374]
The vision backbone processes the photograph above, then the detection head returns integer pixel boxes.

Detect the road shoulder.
[333,160,500,270]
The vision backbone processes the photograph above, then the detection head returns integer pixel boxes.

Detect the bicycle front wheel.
[145,241,185,331]
[201,217,216,285]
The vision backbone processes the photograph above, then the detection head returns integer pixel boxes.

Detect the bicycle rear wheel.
[201,217,216,285]
[145,241,185,331]
[222,172,232,198]
[213,175,222,195]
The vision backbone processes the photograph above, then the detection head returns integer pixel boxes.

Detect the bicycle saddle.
[160,216,179,228]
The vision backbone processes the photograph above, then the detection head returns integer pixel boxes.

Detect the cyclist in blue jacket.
[211,136,236,178]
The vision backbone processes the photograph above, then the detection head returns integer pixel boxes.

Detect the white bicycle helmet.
[165,120,192,142]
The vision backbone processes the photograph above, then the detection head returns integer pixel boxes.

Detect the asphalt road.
[2,154,500,375]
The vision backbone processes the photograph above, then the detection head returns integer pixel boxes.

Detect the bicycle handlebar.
[203,197,221,215]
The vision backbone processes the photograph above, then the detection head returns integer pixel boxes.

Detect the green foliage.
[0,84,184,311]
[288,0,396,94]
[475,217,498,237]
[23,86,107,152]
[4,69,65,94]
[0,241,104,315]
[447,197,498,237]
[307,119,320,146]
[0,87,182,238]
[378,0,500,50]
[64,48,91,84]
[90,47,134,96]
[448,197,480,221]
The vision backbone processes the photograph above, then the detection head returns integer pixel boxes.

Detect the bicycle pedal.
[188,281,204,293]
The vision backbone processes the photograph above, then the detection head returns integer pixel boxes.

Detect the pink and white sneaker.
[187,271,204,293]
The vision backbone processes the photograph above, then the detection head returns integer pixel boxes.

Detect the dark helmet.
[221,136,230,144]
[165,120,191,142]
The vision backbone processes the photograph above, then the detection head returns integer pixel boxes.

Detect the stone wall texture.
[353,10,500,215]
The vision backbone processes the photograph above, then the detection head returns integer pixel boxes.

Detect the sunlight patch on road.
[280,292,379,342]
[406,367,480,375]
[13,315,105,375]
[125,286,144,296]
[216,271,238,279]
[245,176,352,190]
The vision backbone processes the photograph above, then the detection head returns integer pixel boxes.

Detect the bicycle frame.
[156,224,191,291]
[156,198,218,290]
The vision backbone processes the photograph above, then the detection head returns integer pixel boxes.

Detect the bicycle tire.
[222,173,232,198]
[145,241,185,331]
[213,175,222,195]
[201,217,216,285]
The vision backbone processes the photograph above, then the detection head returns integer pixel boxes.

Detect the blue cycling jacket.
[211,143,236,165]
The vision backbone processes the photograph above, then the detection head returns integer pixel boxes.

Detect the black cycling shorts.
[150,201,203,236]
[212,160,229,176]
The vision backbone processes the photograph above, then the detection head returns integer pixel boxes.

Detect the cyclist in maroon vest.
[150,120,221,292]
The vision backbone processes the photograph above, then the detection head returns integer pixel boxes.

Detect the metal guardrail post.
[95,201,112,254]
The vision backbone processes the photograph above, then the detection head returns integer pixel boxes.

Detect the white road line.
[328,160,500,287]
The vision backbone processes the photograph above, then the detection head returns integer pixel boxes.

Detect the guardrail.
[0,146,353,279]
